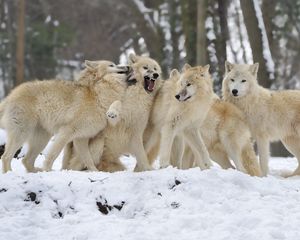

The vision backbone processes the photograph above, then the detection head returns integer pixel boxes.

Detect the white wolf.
[145,64,215,169]
[222,61,300,176]
[64,54,163,172]
[0,60,128,173]
[180,97,262,176]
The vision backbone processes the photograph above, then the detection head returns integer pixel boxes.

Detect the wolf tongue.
[147,79,155,91]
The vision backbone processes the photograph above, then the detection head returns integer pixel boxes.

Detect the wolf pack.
[0,54,300,178]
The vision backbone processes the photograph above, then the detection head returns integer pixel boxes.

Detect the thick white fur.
[0,61,127,173]
[222,61,300,176]
[65,54,163,172]
[145,64,215,169]
[181,97,262,176]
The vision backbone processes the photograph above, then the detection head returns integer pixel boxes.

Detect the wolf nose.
[153,73,159,79]
[175,95,180,100]
[232,89,238,95]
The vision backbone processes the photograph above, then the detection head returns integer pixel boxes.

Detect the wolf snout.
[124,66,131,72]
[117,65,131,74]
[232,89,238,96]
[153,73,159,79]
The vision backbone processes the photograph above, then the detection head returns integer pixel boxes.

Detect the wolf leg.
[256,136,270,176]
[170,135,184,168]
[144,131,160,162]
[43,128,74,171]
[132,134,153,172]
[181,145,194,169]
[210,149,234,169]
[225,142,247,173]
[159,124,176,168]
[282,136,300,176]
[61,142,73,170]
[1,135,25,173]
[22,129,51,173]
[183,129,212,170]
[73,138,98,171]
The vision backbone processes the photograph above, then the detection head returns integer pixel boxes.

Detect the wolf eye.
[154,67,157,71]
[187,83,191,87]
[231,79,235,82]
[241,79,246,83]
[143,66,148,70]
[109,64,114,67]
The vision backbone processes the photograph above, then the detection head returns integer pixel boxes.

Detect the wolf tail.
[241,142,262,177]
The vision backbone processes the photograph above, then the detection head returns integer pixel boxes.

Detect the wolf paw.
[159,164,170,169]
[106,108,120,126]
[42,164,52,172]
[134,165,153,172]
[106,109,118,119]
[31,167,43,173]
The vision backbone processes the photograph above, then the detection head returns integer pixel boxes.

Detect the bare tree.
[181,0,197,66]
[16,0,25,86]
[196,0,208,65]
[216,0,229,79]
[240,0,274,87]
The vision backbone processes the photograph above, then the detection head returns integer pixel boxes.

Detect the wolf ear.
[170,69,180,79]
[85,60,98,70]
[202,64,210,72]
[182,63,191,72]
[249,63,259,76]
[225,61,234,73]
[129,53,138,64]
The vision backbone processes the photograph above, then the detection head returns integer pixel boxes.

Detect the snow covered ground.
[0,129,300,240]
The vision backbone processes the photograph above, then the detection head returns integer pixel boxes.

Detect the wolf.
[222,61,300,176]
[64,54,162,172]
[145,64,215,169]
[0,60,128,173]
[179,97,261,176]
[60,61,125,171]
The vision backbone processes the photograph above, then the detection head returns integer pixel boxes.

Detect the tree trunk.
[216,0,228,73]
[240,0,273,88]
[196,0,208,65]
[16,0,25,86]
[181,0,197,66]
[169,0,181,69]
[261,0,276,58]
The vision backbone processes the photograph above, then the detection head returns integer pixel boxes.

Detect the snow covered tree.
[240,0,275,88]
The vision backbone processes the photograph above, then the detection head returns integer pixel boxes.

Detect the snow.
[45,15,51,24]
[1,129,300,239]
[53,20,60,27]
[205,17,216,41]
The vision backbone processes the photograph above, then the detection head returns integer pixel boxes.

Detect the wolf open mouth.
[144,76,156,92]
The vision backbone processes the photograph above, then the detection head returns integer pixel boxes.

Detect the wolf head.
[173,64,213,102]
[85,60,130,77]
[222,61,259,99]
[127,54,162,93]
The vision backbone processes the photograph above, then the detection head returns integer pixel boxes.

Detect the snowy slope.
[0,129,300,240]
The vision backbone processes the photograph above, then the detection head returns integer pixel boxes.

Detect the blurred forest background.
[0,0,300,156]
